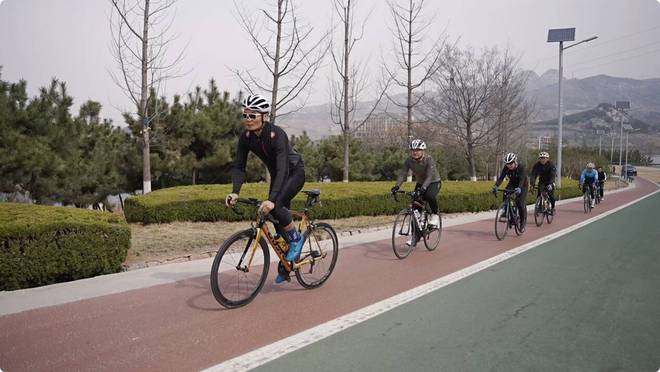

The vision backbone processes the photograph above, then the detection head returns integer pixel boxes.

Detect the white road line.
[202,185,659,372]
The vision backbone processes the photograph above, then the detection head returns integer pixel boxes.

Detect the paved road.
[0,178,657,372]
[256,185,660,372]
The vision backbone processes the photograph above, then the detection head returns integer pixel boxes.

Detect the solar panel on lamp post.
[547,28,598,188]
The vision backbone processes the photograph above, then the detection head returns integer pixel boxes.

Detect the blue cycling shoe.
[285,236,304,262]
[275,274,288,283]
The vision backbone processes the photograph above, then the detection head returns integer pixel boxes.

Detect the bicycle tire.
[534,196,544,227]
[392,209,415,259]
[583,193,590,213]
[514,215,524,236]
[545,197,554,224]
[295,222,339,289]
[210,229,270,309]
[494,203,509,241]
[423,213,442,251]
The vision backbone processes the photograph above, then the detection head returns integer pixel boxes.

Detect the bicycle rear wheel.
[423,213,442,251]
[545,198,554,224]
[494,203,509,241]
[534,196,544,227]
[514,214,524,236]
[295,222,339,289]
[210,229,270,309]
[392,209,415,259]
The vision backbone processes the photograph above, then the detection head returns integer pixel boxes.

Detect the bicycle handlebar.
[391,190,416,203]
[230,198,279,225]
[493,189,518,197]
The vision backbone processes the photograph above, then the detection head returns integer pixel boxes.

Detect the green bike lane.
[255,190,660,372]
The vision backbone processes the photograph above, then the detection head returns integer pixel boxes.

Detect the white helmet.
[410,139,427,150]
[503,152,517,164]
[539,151,550,159]
[242,94,270,114]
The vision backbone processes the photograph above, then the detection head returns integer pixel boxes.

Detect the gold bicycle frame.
[243,210,326,273]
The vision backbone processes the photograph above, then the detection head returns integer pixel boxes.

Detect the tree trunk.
[140,0,152,193]
[342,0,350,182]
[343,132,350,182]
[466,122,477,181]
[271,0,283,120]
[406,0,413,141]
[405,1,413,183]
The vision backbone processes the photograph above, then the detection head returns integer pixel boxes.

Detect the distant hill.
[525,72,660,122]
[528,103,660,153]
[277,71,660,144]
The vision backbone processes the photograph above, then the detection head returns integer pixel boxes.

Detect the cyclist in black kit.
[597,166,607,201]
[492,152,529,228]
[530,151,557,214]
[225,94,305,283]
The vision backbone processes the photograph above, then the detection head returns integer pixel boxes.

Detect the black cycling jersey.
[495,163,529,189]
[597,171,607,182]
[530,161,556,185]
[232,121,303,203]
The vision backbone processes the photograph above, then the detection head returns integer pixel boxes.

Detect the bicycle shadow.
[445,228,496,242]
[360,242,399,261]
[170,276,226,312]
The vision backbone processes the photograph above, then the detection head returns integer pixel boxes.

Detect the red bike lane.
[0,179,656,372]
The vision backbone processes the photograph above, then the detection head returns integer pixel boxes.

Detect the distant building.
[651,155,660,166]
[352,113,406,142]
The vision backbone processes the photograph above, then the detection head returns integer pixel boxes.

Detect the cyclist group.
[225,93,609,284]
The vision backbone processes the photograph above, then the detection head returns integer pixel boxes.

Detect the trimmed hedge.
[125,179,582,224]
[0,203,130,290]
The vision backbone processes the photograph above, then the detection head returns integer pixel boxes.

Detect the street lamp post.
[623,125,639,180]
[610,131,615,166]
[615,101,630,181]
[547,29,598,188]
[596,129,604,157]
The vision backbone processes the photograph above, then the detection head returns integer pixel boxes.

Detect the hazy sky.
[1,0,660,125]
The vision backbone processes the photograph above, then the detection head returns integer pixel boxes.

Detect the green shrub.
[125,179,582,224]
[0,203,130,290]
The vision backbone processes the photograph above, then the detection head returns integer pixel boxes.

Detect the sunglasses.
[242,113,259,121]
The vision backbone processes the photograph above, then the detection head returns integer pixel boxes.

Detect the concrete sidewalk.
[0,182,635,317]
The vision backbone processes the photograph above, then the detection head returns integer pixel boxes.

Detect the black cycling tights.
[415,181,441,214]
[270,166,305,236]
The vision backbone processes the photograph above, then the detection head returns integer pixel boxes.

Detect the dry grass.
[126,215,398,266]
[126,179,634,268]
[636,166,660,183]
[127,221,251,265]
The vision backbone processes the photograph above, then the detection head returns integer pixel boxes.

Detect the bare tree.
[109,0,185,193]
[427,47,530,181]
[490,52,533,176]
[329,0,389,182]
[383,0,446,143]
[233,0,329,121]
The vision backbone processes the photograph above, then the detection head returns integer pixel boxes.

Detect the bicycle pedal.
[310,250,322,258]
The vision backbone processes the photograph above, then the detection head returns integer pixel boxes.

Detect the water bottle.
[413,209,424,228]
[273,234,289,253]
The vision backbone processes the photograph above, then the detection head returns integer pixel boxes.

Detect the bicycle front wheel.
[494,204,509,241]
[295,222,339,289]
[392,209,415,259]
[583,193,590,213]
[534,197,544,227]
[423,213,442,251]
[210,229,270,309]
